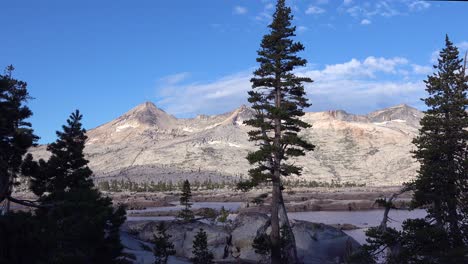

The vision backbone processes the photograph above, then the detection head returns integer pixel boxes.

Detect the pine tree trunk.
[271,178,282,264]
[279,190,299,264]
[270,77,283,264]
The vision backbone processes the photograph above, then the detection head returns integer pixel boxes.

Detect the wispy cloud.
[233,6,248,15]
[159,72,190,85]
[361,19,371,25]
[305,5,326,15]
[340,0,431,23]
[408,1,431,12]
[297,26,309,32]
[156,56,432,116]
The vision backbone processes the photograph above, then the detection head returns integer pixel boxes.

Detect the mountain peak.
[118,101,175,128]
[367,103,422,126]
[133,101,159,112]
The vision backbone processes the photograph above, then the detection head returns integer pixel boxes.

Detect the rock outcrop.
[127,212,360,264]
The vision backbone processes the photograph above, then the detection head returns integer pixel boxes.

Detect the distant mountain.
[30,102,423,186]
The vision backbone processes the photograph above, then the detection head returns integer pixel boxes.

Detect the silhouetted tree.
[24,110,127,263]
[0,65,38,213]
[191,228,214,264]
[237,0,314,263]
[177,179,194,221]
[153,222,175,264]
[358,35,468,264]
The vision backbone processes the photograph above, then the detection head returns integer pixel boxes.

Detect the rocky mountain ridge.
[30,102,423,186]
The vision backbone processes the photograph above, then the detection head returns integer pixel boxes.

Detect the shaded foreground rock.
[127,212,360,263]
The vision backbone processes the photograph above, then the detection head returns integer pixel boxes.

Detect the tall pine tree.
[410,35,468,261]
[23,110,127,263]
[0,65,38,213]
[238,1,314,263]
[357,36,468,264]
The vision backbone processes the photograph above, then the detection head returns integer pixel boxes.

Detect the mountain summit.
[31,103,423,186]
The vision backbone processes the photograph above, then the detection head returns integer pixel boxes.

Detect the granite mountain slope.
[30,102,423,186]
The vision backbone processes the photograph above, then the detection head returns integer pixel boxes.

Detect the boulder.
[138,221,230,260]
[293,221,359,264]
[132,213,360,264]
[230,212,270,262]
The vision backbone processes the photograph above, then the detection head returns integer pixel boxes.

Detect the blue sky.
[1,0,468,143]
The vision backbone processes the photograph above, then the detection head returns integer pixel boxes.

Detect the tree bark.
[279,190,299,264]
[270,178,282,264]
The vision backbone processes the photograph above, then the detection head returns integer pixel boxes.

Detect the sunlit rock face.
[30,102,422,186]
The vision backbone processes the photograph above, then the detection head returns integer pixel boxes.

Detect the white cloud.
[156,56,429,116]
[458,41,468,53]
[297,26,308,32]
[408,1,430,11]
[265,3,274,10]
[342,0,431,24]
[412,64,432,75]
[160,72,190,85]
[316,0,329,5]
[305,6,326,15]
[233,6,248,15]
[361,19,371,25]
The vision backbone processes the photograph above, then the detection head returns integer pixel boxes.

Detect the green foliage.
[409,35,468,260]
[251,193,269,206]
[0,212,48,264]
[153,222,176,264]
[217,206,230,223]
[0,65,38,206]
[177,180,194,221]
[252,224,296,262]
[359,36,468,264]
[238,0,315,190]
[97,179,231,193]
[191,228,214,264]
[23,110,127,263]
[240,2,315,262]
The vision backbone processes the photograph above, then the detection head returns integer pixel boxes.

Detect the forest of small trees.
[1,0,467,263]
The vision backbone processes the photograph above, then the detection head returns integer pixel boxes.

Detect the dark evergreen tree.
[358,36,468,263]
[237,0,314,263]
[23,110,127,263]
[191,228,214,264]
[0,65,38,213]
[409,35,468,261]
[153,222,175,264]
[177,179,194,221]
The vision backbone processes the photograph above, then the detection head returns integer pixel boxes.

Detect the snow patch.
[116,122,140,132]
[208,140,242,148]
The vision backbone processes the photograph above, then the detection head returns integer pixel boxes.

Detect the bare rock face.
[293,221,359,264]
[130,213,360,264]
[138,221,229,260]
[230,212,271,262]
[29,102,423,186]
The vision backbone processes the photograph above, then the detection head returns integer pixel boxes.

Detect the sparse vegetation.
[177,180,195,222]
[191,228,214,264]
[153,222,176,264]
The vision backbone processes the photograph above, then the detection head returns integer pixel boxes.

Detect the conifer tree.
[409,35,468,261]
[0,65,38,213]
[191,228,214,264]
[358,36,468,263]
[177,179,194,221]
[23,110,127,263]
[153,222,175,264]
[237,0,314,263]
